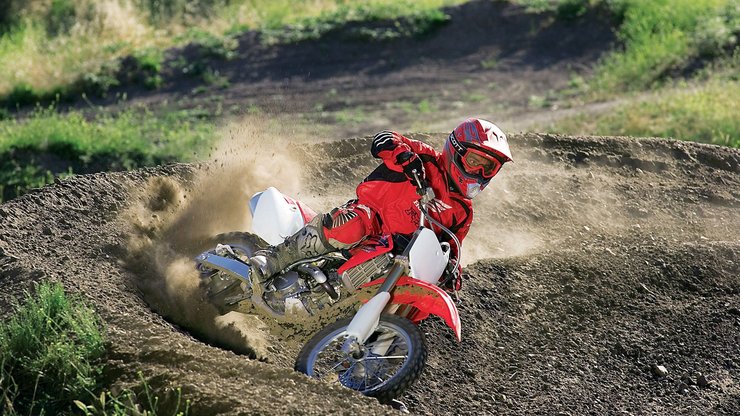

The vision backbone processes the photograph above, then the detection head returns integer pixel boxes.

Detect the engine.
[340,253,393,291]
[262,254,393,315]
[263,271,310,314]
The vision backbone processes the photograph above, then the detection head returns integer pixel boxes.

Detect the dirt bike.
[195,173,461,402]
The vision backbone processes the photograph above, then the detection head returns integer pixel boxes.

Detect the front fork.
[342,261,406,355]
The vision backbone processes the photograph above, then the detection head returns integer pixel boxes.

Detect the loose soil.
[1,132,738,415]
[2,2,738,415]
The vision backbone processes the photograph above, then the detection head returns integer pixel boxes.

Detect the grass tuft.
[0,281,193,415]
[74,372,191,416]
[0,282,105,416]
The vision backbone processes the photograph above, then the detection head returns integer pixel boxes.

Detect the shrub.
[5,83,39,108]
[556,0,590,21]
[46,0,78,36]
[694,2,739,57]
[120,47,165,89]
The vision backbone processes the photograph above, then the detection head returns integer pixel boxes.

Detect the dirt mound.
[0,133,738,415]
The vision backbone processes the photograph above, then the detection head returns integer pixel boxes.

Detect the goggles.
[461,147,503,179]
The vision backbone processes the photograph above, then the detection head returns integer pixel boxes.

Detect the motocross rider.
[249,118,513,292]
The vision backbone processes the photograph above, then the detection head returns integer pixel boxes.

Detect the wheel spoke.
[317,357,349,378]
[363,362,369,390]
[362,355,408,360]
[339,362,358,387]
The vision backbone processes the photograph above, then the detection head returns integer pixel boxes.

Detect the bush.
[0,161,59,203]
[0,282,105,415]
[694,3,739,57]
[5,83,39,108]
[556,0,590,21]
[187,29,239,60]
[75,60,122,97]
[0,0,25,31]
[46,0,78,36]
[119,47,166,89]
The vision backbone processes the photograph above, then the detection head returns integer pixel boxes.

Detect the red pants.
[322,201,380,249]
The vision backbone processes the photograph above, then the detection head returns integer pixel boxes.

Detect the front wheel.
[295,314,427,403]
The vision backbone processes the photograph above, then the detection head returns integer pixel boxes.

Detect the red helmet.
[442,118,512,199]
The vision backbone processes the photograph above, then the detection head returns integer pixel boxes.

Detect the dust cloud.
[122,115,324,362]
[460,152,630,264]
[120,121,648,360]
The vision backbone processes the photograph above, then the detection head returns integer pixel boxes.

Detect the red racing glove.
[396,151,426,189]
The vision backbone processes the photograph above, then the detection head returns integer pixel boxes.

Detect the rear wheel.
[295,314,427,403]
[197,232,265,312]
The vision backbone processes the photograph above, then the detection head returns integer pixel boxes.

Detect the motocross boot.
[249,215,336,281]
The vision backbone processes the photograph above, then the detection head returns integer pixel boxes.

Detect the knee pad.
[322,205,374,249]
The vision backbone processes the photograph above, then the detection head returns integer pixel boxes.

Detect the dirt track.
[1,2,738,414]
[1,132,738,415]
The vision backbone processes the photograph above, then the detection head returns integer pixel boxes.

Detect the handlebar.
[410,169,426,194]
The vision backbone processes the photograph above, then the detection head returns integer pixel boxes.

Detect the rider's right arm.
[371,131,408,172]
[371,131,439,171]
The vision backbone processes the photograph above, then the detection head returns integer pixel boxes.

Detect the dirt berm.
[0,133,738,415]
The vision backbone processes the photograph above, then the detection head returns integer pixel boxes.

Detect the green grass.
[0,282,105,415]
[516,0,738,149]
[593,0,739,93]
[0,281,192,415]
[0,0,462,105]
[0,106,215,201]
[514,0,739,94]
[261,2,452,44]
[547,79,739,147]
[75,372,191,416]
[333,108,368,124]
[6,1,734,106]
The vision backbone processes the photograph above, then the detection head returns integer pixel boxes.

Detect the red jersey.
[356,131,473,260]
